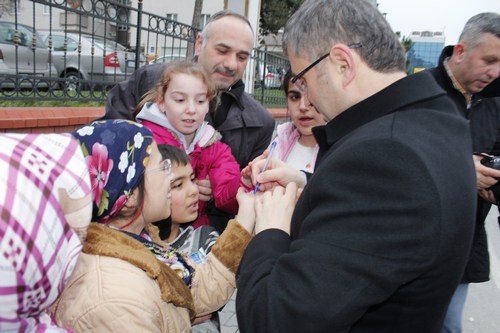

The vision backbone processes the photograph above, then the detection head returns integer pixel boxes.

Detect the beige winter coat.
[51,220,251,332]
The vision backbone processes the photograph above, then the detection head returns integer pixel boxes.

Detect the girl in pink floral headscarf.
[0,132,92,332]
[51,120,257,333]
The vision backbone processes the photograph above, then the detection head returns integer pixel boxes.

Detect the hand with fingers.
[473,154,500,203]
[254,183,302,235]
[196,176,213,202]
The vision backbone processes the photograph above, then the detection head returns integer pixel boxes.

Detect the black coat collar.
[220,79,245,110]
[313,71,446,151]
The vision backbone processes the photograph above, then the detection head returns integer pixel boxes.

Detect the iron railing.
[0,0,288,107]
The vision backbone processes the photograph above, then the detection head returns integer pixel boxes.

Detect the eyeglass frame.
[291,43,362,90]
[146,158,173,176]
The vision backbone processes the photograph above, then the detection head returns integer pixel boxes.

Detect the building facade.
[406,30,445,73]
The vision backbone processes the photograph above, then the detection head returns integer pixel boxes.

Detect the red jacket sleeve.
[204,142,241,214]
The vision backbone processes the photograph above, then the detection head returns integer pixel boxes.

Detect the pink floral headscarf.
[0,133,92,332]
[71,120,154,223]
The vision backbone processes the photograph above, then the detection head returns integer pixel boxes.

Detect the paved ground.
[219,290,238,333]
[462,209,500,332]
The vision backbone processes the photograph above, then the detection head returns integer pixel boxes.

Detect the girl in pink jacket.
[273,68,326,172]
[135,61,241,229]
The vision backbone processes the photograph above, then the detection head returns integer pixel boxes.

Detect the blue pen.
[253,141,278,194]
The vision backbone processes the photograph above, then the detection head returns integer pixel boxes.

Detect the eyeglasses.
[291,43,362,92]
[146,158,172,176]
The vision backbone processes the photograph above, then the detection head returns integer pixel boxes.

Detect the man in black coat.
[235,1,477,332]
[427,12,500,333]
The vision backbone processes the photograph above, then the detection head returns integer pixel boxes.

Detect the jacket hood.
[136,102,220,152]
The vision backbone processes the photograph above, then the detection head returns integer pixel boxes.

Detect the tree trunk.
[187,0,203,58]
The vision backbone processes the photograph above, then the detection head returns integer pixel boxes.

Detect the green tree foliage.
[395,32,414,73]
[259,0,304,36]
[395,31,414,53]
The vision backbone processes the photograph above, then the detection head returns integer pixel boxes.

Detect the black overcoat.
[236,72,477,333]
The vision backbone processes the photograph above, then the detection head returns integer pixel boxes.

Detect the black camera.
[480,154,500,170]
[478,153,500,203]
[481,154,500,170]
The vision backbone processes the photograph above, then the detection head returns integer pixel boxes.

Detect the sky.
[377,0,500,45]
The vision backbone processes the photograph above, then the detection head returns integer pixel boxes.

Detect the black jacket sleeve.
[102,63,166,120]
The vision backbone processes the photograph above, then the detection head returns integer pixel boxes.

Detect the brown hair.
[134,60,218,116]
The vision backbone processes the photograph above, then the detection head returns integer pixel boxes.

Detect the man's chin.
[473,80,493,93]
[213,76,236,90]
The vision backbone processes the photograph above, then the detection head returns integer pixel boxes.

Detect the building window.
[43,5,50,15]
[198,14,210,30]
[166,13,178,22]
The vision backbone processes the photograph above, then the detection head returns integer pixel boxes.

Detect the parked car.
[0,21,56,89]
[39,31,146,91]
[149,54,186,64]
[255,63,283,89]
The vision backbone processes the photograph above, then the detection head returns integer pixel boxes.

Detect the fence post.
[135,0,143,70]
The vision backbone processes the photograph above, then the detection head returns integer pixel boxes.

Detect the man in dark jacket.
[104,10,274,169]
[103,10,275,233]
[235,1,477,332]
[427,12,500,333]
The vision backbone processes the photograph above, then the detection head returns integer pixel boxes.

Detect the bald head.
[195,11,254,90]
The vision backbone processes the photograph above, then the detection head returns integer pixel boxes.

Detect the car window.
[65,37,78,52]
[16,25,31,47]
[0,22,29,46]
[52,35,75,51]
[93,37,126,51]
[52,35,78,52]
[34,31,47,48]
[0,22,14,44]
[0,22,46,48]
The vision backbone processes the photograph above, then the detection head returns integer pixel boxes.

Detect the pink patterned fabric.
[0,133,92,332]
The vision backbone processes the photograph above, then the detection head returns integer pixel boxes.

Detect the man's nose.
[223,54,238,71]
[488,64,500,80]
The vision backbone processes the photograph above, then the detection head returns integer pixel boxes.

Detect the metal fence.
[0,0,288,107]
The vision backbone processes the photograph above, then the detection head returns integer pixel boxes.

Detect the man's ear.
[452,43,466,63]
[329,44,356,86]
[194,32,203,56]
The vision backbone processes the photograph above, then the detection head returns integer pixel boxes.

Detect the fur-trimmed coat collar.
[83,223,195,317]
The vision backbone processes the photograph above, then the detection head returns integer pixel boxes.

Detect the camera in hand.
[479,153,500,203]
[481,154,500,170]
